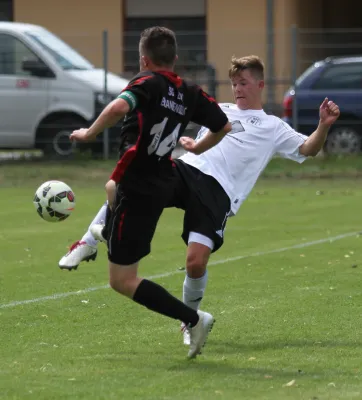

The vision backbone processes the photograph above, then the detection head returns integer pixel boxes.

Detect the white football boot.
[187,310,215,359]
[90,224,107,244]
[58,240,97,271]
[181,323,191,345]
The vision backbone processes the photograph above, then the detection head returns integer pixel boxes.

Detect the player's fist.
[319,98,340,126]
[69,128,90,142]
[179,136,197,153]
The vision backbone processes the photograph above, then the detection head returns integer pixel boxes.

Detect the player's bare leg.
[105,179,116,210]
[109,260,214,358]
[109,261,142,298]
[90,179,117,243]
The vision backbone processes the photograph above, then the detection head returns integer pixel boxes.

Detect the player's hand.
[319,98,340,126]
[179,136,197,153]
[69,128,93,142]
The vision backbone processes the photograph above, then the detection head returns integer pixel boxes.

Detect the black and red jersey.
[111,70,228,191]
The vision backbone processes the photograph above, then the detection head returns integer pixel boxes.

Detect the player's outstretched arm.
[179,121,232,155]
[299,98,340,156]
[69,98,131,142]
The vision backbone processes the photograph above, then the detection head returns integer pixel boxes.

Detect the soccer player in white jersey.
[59,55,340,344]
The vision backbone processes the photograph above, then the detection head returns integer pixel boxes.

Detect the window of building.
[0,0,13,22]
[123,0,206,76]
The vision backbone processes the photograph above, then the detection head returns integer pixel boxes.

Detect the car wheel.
[36,116,85,158]
[324,126,362,155]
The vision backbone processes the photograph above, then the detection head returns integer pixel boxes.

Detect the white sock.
[81,201,108,247]
[182,270,208,311]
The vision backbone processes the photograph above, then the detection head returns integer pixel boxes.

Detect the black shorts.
[107,183,173,265]
[168,160,231,252]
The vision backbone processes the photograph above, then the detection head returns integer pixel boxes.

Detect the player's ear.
[258,80,265,89]
[171,54,178,67]
[141,55,150,68]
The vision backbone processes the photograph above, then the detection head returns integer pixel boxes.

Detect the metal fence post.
[291,25,298,131]
[103,29,109,160]
[266,0,275,113]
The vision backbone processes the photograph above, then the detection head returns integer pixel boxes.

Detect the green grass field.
[1,159,362,399]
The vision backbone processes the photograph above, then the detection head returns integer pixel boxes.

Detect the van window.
[313,63,362,90]
[25,30,94,71]
[295,62,324,87]
[0,33,40,75]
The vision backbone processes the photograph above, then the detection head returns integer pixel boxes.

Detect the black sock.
[133,279,199,327]
[102,205,112,240]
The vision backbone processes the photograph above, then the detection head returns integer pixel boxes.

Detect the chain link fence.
[0,27,362,160]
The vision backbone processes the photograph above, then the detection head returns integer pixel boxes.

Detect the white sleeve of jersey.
[274,119,309,163]
[195,103,232,141]
[195,126,209,141]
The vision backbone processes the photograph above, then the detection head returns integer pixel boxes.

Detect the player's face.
[231,69,264,110]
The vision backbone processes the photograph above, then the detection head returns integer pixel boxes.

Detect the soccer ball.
[33,180,75,222]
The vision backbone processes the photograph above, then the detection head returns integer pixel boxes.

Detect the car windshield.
[295,62,323,87]
[25,30,94,70]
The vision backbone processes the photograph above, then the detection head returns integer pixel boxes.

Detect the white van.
[0,22,129,157]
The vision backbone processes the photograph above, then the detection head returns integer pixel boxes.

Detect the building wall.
[272,0,323,103]
[14,0,123,74]
[13,0,330,103]
[125,0,205,16]
[207,0,267,102]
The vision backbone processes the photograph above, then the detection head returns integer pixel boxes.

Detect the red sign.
[16,79,30,88]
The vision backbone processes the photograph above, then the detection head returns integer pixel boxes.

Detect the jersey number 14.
[147,117,181,157]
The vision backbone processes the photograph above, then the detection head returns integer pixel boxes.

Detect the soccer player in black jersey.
[69,26,231,358]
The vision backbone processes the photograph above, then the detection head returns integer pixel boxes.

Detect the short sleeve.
[120,75,153,110]
[274,120,309,163]
[190,87,228,133]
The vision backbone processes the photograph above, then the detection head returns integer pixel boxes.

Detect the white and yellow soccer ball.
[33,180,75,222]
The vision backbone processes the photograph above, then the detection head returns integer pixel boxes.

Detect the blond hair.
[228,55,264,80]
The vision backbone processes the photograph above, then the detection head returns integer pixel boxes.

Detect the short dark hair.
[139,26,177,67]
[228,55,264,80]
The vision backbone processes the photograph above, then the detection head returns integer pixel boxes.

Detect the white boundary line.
[0,231,359,309]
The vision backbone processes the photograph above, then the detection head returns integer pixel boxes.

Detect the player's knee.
[109,273,137,298]
[109,275,128,295]
[105,180,116,209]
[186,251,208,278]
[105,180,115,196]
[109,275,122,293]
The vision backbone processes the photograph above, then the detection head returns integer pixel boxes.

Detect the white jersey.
[180,103,308,215]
